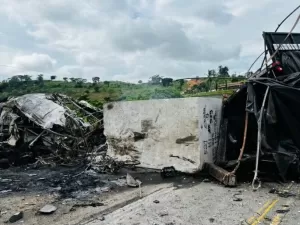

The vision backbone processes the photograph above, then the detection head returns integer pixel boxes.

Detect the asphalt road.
[86,181,300,225]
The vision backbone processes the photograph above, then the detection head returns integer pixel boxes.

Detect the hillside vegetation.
[0,66,248,107]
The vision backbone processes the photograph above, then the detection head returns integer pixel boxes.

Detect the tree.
[0,81,9,92]
[70,77,76,82]
[205,78,212,92]
[63,77,68,82]
[178,79,185,90]
[150,75,162,84]
[138,80,142,84]
[104,81,110,86]
[196,82,207,92]
[162,78,173,87]
[94,86,100,92]
[231,73,239,82]
[92,77,100,83]
[23,75,32,83]
[18,75,25,82]
[8,75,22,88]
[74,78,85,88]
[75,83,83,88]
[37,74,44,86]
[218,65,230,77]
[50,75,56,81]
[151,88,181,99]
[208,70,217,78]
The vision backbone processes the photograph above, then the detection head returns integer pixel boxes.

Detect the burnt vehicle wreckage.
[214,16,300,188]
[0,93,123,172]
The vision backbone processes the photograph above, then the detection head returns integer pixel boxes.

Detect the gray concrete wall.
[104,97,222,173]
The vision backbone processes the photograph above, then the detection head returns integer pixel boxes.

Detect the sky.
[0,0,299,83]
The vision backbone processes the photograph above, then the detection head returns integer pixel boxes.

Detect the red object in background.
[272,61,284,74]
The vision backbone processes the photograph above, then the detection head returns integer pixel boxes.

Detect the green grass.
[0,79,237,107]
[184,89,234,97]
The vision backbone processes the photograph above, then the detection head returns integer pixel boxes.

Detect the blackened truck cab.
[253,32,300,79]
[218,31,300,184]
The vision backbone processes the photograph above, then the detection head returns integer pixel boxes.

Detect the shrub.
[78,93,89,101]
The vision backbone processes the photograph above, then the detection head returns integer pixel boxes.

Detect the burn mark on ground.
[176,135,197,144]
[133,132,146,142]
[169,154,196,164]
[141,120,153,132]
[194,120,199,128]
[108,138,140,156]
[155,109,162,123]
[107,104,114,110]
[0,167,119,199]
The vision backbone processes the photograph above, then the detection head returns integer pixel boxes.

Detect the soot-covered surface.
[0,166,129,199]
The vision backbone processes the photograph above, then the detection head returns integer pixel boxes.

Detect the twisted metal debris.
[0,93,106,167]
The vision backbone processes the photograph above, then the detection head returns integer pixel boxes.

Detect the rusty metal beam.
[206,163,236,187]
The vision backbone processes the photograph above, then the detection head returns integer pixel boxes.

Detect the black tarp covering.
[281,51,300,74]
[222,73,300,179]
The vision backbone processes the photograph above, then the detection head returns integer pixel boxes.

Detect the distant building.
[187,78,204,90]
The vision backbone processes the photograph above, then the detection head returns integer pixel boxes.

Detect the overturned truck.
[219,32,300,185]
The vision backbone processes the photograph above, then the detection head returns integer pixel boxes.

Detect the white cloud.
[0,45,15,64]
[0,0,299,82]
[27,22,63,41]
[11,53,56,71]
[225,0,272,16]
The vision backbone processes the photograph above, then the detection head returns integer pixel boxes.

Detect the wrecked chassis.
[0,93,106,168]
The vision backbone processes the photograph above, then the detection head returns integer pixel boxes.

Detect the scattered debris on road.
[207,163,236,186]
[39,204,57,214]
[202,178,211,183]
[159,211,169,217]
[233,191,243,201]
[126,173,139,187]
[70,202,104,211]
[276,209,290,213]
[161,166,177,178]
[8,211,23,223]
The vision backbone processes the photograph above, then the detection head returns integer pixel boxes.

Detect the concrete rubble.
[39,204,57,214]
[104,97,223,174]
[126,173,139,187]
[8,211,23,223]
